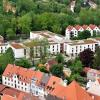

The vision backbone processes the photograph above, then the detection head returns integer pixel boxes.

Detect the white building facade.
[0,43,8,53]
[8,43,26,59]
[2,64,45,96]
[29,31,64,55]
[64,39,98,56]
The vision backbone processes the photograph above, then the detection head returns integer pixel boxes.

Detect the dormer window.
[53,81,56,85]
[49,87,52,90]
[47,86,49,89]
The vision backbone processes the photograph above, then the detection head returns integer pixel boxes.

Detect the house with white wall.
[65,26,78,39]
[2,64,67,97]
[86,79,100,96]
[9,43,26,59]
[0,43,8,54]
[65,24,100,39]
[2,64,45,96]
[87,69,100,81]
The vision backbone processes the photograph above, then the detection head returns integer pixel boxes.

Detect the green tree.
[50,64,63,77]
[74,3,81,13]
[69,73,85,84]
[56,53,64,63]
[16,0,35,15]
[15,58,32,68]
[38,65,49,73]
[6,28,16,40]
[6,47,15,62]
[78,30,91,39]
[18,14,32,35]
[93,47,100,69]
[0,48,15,74]
[71,60,83,73]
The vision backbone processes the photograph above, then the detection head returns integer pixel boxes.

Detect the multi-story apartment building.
[65,24,100,39]
[30,30,65,55]
[1,30,100,59]
[64,39,98,56]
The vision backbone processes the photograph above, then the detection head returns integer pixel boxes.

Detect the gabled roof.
[3,64,43,84]
[51,81,92,100]
[74,25,83,30]
[50,84,66,96]
[89,24,97,30]
[18,92,39,100]
[82,25,88,30]
[0,84,39,100]
[46,76,62,93]
[67,25,74,31]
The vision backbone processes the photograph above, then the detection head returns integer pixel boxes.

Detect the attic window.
[49,87,52,90]
[53,81,55,85]
[47,86,49,89]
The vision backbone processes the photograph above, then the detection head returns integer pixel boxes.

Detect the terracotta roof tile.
[67,25,74,31]
[0,85,39,100]
[75,25,82,30]
[82,25,88,30]
[3,64,43,84]
[0,84,6,92]
[18,92,39,100]
[1,88,20,98]
[51,81,92,100]
[46,76,62,93]
[89,24,97,30]
[1,94,16,100]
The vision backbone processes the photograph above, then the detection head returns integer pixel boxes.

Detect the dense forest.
[0,0,100,40]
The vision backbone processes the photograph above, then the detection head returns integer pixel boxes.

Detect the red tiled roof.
[34,71,44,85]
[0,86,39,100]
[1,88,20,98]
[89,24,96,30]
[18,92,39,100]
[1,94,16,100]
[75,25,82,30]
[82,25,88,30]
[0,84,6,92]
[51,81,92,100]
[46,76,62,93]
[94,96,100,100]
[51,84,66,96]
[89,92,100,100]
[67,25,74,31]
[3,64,43,83]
